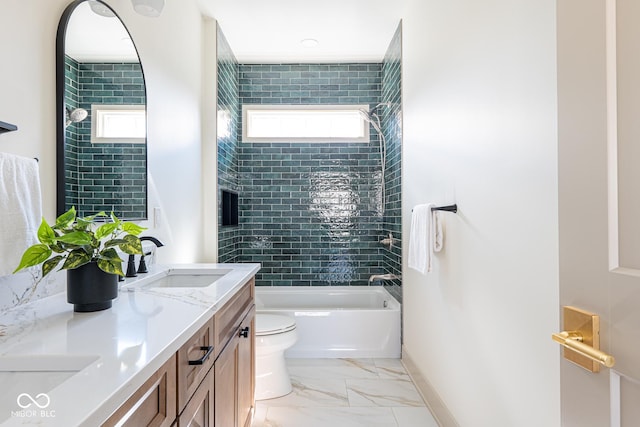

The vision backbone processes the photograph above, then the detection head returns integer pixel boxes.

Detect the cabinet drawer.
[214,278,254,359]
[102,354,177,427]
[178,366,214,427]
[177,319,215,413]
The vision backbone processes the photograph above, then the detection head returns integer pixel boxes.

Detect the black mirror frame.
[56,0,148,220]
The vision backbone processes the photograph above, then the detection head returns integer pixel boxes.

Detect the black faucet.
[137,236,165,274]
[125,236,165,277]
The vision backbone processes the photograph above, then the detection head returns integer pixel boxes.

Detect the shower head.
[65,107,88,127]
[359,109,382,134]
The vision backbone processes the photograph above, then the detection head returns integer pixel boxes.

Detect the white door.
[558,0,640,425]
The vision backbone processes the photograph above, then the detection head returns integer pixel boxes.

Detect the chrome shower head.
[65,107,88,127]
[359,109,382,134]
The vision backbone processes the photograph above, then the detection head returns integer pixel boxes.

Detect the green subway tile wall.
[214,32,402,295]
[381,24,403,302]
[237,63,385,286]
[217,25,242,263]
[64,57,146,219]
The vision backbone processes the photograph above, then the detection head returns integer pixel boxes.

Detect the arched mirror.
[56,0,147,220]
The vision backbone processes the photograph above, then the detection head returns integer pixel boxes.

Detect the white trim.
[610,370,621,427]
[241,104,370,143]
[90,104,146,144]
[606,0,620,271]
[401,345,460,427]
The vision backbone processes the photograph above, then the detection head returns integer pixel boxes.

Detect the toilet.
[255,313,298,400]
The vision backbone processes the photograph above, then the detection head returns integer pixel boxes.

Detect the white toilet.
[255,313,298,400]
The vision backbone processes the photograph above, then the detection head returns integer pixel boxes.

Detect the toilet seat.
[256,313,296,336]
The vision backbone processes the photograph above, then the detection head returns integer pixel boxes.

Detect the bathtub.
[255,286,401,358]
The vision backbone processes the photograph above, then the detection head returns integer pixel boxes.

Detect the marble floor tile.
[286,358,379,380]
[260,407,399,427]
[392,407,440,427]
[346,379,425,407]
[374,358,411,380]
[258,376,349,407]
[252,359,437,427]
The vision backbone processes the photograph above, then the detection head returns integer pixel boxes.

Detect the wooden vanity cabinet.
[214,278,256,427]
[236,308,255,427]
[104,277,255,427]
[102,354,177,427]
[214,306,255,427]
[177,318,215,413]
[178,367,214,427]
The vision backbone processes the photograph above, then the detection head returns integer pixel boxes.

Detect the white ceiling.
[66,2,138,62]
[198,0,405,63]
[65,0,405,64]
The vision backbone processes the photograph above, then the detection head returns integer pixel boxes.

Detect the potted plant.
[14,207,145,312]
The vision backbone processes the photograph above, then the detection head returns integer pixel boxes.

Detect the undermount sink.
[138,268,232,288]
[0,354,98,422]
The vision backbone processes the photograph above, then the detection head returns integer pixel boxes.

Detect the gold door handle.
[554,306,615,372]
[552,331,615,368]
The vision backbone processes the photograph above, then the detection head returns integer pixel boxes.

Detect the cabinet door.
[178,319,215,413]
[237,307,255,427]
[178,367,214,427]
[102,355,177,427]
[214,334,238,427]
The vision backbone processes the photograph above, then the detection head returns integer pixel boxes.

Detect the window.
[91,104,146,144]
[242,104,370,143]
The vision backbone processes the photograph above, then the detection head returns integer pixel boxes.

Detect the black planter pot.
[67,261,118,312]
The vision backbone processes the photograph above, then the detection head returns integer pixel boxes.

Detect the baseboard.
[402,345,460,427]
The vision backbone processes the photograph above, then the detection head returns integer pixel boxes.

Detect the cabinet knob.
[239,326,250,338]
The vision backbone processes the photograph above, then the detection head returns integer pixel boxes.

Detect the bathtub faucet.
[368,274,400,283]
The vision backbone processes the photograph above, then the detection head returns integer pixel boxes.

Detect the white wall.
[0,0,207,265]
[400,0,560,425]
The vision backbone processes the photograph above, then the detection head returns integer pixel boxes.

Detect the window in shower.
[242,104,370,143]
[91,104,146,144]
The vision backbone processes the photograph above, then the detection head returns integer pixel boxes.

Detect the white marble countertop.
[0,263,260,427]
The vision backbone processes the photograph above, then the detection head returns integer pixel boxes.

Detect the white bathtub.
[255,286,401,358]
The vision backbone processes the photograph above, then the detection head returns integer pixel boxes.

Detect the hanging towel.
[408,203,443,274]
[0,153,42,276]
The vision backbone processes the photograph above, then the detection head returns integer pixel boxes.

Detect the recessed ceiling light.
[300,38,319,48]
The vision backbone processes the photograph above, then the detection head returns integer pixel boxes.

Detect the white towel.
[0,153,42,276]
[408,204,443,274]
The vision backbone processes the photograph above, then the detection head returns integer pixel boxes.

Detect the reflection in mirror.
[57,0,147,220]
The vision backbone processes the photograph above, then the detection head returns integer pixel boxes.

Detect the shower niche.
[221,189,239,227]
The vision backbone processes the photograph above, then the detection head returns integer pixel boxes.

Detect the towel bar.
[0,120,17,134]
[412,204,458,213]
[432,204,457,213]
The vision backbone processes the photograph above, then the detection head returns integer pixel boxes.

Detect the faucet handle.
[137,251,153,274]
[125,254,137,278]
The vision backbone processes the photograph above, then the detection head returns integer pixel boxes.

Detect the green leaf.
[37,218,56,245]
[42,256,64,277]
[74,217,92,230]
[56,231,93,246]
[55,206,76,229]
[99,247,122,261]
[61,249,91,270]
[97,258,124,276]
[13,244,52,273]
[50,242,65,253]
[104,239,126,248]
[119,234,143,255]
[122,222,146,236]
[97,248,124,276]
[95,222,118,240]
